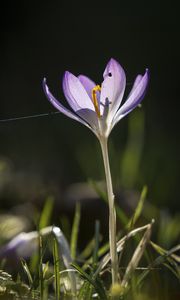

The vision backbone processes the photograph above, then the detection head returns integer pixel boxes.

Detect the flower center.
[92,85,101,118]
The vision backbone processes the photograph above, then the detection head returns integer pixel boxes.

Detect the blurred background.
[0,1,179,247]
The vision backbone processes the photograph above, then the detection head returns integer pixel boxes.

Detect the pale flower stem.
[100,137,119,285]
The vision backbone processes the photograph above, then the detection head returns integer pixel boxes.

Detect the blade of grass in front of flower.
[43,261,50,281]
[39,196,54,230]
[53,237,61,300]
[121,222,152,288]
[52,226,77,295]
[29,252,39,276]
[72,263,107,300]
[20,258,33,287]
[70,202,81,261]
[127,185,148,230]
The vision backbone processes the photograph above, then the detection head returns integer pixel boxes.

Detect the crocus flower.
[43,58,149,139]
[0,232,38,259]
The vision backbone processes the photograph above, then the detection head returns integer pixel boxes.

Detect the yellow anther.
[92,85,101,118]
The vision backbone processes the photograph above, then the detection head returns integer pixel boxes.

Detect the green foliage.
[53,238,60,300]
[127,185,148,230]
[0,189,179,300]
[120,110,145,188]
[70,202,81,261]
[39,196,54,230]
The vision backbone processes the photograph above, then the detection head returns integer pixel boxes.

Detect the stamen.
[92,85,101,118]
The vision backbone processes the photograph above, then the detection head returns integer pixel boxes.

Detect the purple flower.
[43,58,149,138]
[0,232,38,260]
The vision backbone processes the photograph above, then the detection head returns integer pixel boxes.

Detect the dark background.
[0,1,179,216]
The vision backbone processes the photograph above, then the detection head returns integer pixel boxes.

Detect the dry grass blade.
[95,223,152,277]
[121,221,153,288]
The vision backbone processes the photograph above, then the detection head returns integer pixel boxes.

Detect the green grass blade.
[53,238,61,300]
[38,235,44,300]
[93,220,100,266]
[137,244,180,286]
[70,202,81,261]
[52,226,77,295]
[78,281,94,300]
[39,196,54,230]
[72,263,107,300]
[80,238,96,260]
[127,185,148,230]
[20,258,33,287]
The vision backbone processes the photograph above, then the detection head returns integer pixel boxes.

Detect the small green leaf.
[39,196,54,230]
[93,220,100,266]
[72,263,107,299]
[127,185,148,230]
[20,258,33,287]
[78,281,94,300]
[70,202,81,261]
[53,238,61,300]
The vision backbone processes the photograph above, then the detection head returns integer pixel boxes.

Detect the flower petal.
[77,109,99,132]
[78,75,96,99]
[128,74,143,97]
[100,58,126,118]
[63,71,95,111]
[43,78,91,128]
[113,69,149,126]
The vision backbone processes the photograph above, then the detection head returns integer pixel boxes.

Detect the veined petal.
[43,78,91,129]
[63,71,95,112]
[113,69,149,126]
[78,75,97,99]
[100,58,126,118]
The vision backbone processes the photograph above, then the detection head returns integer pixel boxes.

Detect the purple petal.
[113,69,149,125]
[62,71,95,112]
[43,78,91,128]
[128,74,143,97]
[100,58,126,117]
[77,109,99,131]
[78,75,97,99]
